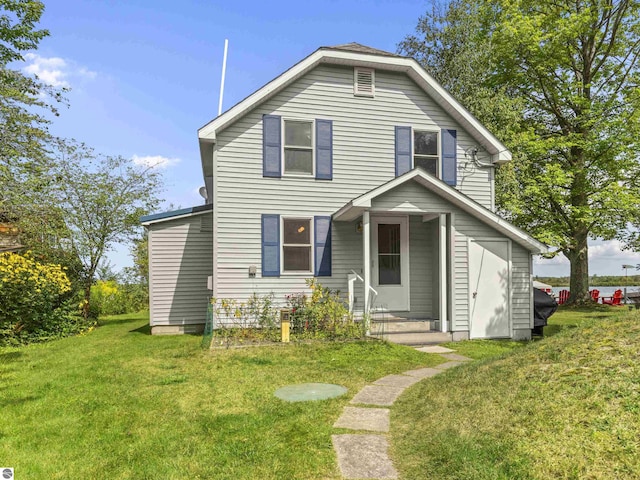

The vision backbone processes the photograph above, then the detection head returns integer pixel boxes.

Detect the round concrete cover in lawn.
[275,383,348,402]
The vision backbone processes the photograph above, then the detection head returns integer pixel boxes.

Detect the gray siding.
[149,213,213,326]
[372,180,453,213]
[407,216,436,318]
[511,243,533,330]
[213,64,494,304]
[209,62,532,338]
[369,179,533,333]
[453,210,514,331]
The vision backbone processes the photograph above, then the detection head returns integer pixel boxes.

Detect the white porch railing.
[348,270,378,315]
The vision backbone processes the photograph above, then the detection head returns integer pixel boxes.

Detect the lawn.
[391,305,640,479]
[0,312,441,479]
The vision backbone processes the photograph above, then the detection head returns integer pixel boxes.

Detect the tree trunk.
[82,282,91,320]
[566,230,591,304]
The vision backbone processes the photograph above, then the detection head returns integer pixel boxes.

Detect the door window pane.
[378,223,401,285]
[378,224,400,254]
[379,255,401,285]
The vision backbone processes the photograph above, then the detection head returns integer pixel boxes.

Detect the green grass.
[0,312,442,479]
[391,306,640,479]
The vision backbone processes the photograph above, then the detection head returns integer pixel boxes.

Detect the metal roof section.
[333,169,548,254]
[198,43,512,165]
[140,203,213,225]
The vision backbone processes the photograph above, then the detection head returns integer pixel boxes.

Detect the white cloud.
[588,239,640,260]
[533,239,640,276]
[22,53,97,88]
[534,253,568,265]
[132,154,181,169]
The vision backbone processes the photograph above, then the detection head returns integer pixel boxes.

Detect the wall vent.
[354,68,375,97]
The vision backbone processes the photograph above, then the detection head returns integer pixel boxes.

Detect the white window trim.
[412,127,441,178]
[354,67,375,97]
[280,216,314,275]
[282,117,315,177]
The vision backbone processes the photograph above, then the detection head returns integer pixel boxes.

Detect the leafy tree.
[53,141,163,318]
[127,232,149,284]
[0,0,67,219]
[401,0,640,304]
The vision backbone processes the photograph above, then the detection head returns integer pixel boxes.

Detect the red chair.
[557,290,570,305]
[601,289,623,305]
[590,289,600,302]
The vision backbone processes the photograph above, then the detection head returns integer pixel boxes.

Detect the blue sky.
[23,0,640,277]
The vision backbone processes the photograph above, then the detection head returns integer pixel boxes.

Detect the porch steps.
[368,316,453,346]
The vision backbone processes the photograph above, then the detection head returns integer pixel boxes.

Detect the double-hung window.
[413,130,439,176]
[284,120,313,175]
[282,217,312,273]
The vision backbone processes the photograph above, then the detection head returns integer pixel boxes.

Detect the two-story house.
[141,43,547,341]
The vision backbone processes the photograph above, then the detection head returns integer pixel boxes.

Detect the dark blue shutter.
[315,119,333,180]
[441,129,457,186]
[395,126,412,176]
[314,216,332,277]
[261,214,280,277]
[263,115,281,178]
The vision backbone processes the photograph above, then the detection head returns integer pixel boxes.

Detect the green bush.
[89,279,148,318]
[208,280,365,348]
[0,252,90,345]
[285,279,365,339]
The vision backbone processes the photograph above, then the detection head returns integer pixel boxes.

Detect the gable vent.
[354,68,375,97]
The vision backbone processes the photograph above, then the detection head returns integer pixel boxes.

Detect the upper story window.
[282,217,312,273]
[263,114,333,180]
[414,130,439,176]
[284,120,313,175]
[395,126,457,186]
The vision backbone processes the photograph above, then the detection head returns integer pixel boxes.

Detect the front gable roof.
[198,43,512,176]
[334,169,548,254]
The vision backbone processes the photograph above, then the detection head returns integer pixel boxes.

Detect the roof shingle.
[323,42,403,58]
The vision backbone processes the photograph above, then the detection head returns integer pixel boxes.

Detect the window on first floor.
[414,130,439,176]
[284,120,313,175]
[282,217,312,272]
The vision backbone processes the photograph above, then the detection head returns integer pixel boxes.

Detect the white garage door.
[469,239,510,339]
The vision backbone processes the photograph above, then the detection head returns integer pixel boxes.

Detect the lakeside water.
[549,286,640,298]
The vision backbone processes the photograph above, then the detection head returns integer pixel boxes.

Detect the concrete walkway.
[331,345,473,479]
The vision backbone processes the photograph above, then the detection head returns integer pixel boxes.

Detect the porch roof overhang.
[333,169,548,254]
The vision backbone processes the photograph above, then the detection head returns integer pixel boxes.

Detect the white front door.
[372,216,410,311]
[469,239,510,338]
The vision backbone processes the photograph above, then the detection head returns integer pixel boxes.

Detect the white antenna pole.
[218,39,229,117]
